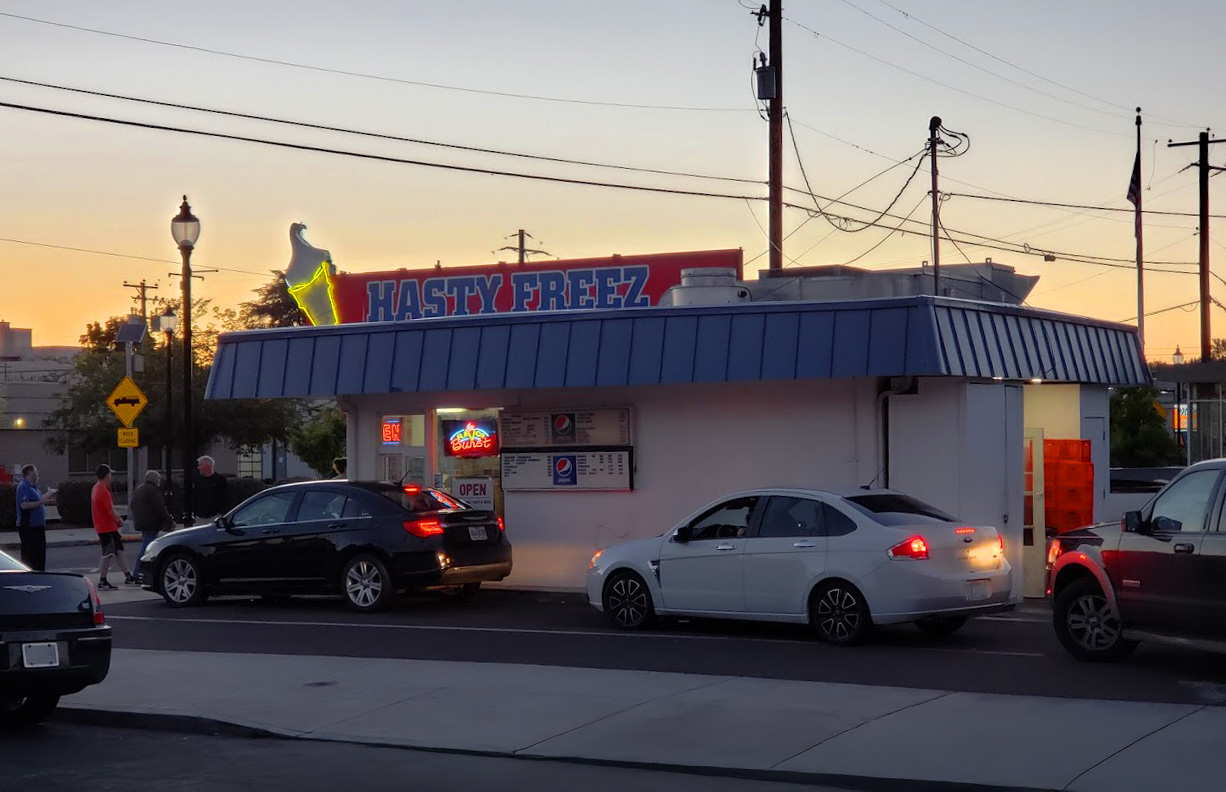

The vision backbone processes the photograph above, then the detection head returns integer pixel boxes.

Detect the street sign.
[106,376,148,428]
[117,427,139,448]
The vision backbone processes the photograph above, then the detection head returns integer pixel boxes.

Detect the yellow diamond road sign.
[106,376,148,428]
[117,427,139,448]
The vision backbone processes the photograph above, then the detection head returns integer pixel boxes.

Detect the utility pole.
[929,116,941,296]
[1169,130,1226,361]
[496,229,550,263]
[123,279,158,320]
[1132,109,1145,357]
[768,0,783,272]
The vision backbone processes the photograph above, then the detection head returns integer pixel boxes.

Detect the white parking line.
[106,615,1044,656]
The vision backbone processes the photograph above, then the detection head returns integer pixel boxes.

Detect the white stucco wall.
[887,379,1024,598]
[1079,386,1111,521]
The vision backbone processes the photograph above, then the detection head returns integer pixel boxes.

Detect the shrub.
[0,483,14,531]
[55,479,97,526]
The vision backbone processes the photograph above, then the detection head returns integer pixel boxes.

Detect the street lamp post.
[1173,346,1186,465]
[171,197,200,525]
[157,307,177,490]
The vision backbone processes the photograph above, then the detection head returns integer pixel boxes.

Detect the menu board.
[500,408,632,448]
[502,450,632,491]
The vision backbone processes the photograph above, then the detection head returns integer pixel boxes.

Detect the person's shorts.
[98,531,124,557]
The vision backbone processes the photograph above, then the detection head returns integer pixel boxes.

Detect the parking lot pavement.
[102,588,1226,705]
[4,722,853,792]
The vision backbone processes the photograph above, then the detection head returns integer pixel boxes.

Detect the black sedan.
[0,550,111,728]
[140,481,513,612]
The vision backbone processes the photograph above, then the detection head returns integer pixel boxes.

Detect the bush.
[56,479,97,526]
[0,483,14,531]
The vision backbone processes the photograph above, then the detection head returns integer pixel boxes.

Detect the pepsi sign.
[550,413,576,444]
[551,455,577,486]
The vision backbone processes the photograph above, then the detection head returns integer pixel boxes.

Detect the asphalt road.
[99,586,1226,706]
[0,723,850,792]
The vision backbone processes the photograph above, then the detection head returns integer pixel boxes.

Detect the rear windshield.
[377,488,471,513]
[0,550,28,572]
[845,494,955,526]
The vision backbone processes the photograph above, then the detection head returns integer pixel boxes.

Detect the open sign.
[453,477,495,511]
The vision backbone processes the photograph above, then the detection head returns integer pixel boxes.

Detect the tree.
[1110,386,1182,467]
[290,405,347,477]
[238,270,309,329]
[45,294,304,461]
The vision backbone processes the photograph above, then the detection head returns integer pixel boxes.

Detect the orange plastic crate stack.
[1043,440,1093,533]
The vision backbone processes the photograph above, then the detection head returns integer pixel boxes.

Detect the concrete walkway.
[62,648,1218,791]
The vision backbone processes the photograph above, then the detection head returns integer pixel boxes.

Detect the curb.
[1,535,143,553]
[55,706,1058,792]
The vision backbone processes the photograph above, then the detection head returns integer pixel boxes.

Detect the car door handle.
[261,527,280,535]
[327,523,345,530]
[793,541,817,548]
[1174,542,1196,553]
[715,544,737,551]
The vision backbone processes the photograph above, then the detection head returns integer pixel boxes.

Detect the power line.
[869,0,1205,131]
[844,196,928,265]
[946,190,1226,219]
[784,16,1131,139]
[0,98,1200,279]
[0,11,751,114]
[0,235,267,276]
[835,0,1172,129]
[0,75,768,187]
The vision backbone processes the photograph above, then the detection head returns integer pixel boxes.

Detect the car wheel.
[810,581,872,646]
[342,555,394,612]
[602,571,654,630]
[1053,578,1138,662]
[160,554,207,608]
[0,694,61,729]
[915,616,969,637]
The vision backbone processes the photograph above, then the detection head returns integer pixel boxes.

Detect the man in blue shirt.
[15,464,53,571]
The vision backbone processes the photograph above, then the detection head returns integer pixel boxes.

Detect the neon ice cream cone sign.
[285,223,340,326]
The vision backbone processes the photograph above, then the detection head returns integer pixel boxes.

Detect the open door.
[1023,428,1046,597]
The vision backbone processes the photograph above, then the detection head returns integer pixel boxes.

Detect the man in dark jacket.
[130,470,174,583]
[193,455,228,522]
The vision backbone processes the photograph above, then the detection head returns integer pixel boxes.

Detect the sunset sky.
[1,0,1222,361]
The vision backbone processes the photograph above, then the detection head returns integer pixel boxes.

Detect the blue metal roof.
[205,297,1149,400]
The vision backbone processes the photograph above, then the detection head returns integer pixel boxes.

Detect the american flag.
[1127,152,1142,238]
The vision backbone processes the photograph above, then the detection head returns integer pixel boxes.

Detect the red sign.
[381,418,402,445]
[325,249,742,324]
[443,420,499,458]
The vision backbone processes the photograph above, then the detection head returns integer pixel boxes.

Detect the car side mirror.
[1123,511,1145,534]
[216,515,231,531]
[674,525,692,543]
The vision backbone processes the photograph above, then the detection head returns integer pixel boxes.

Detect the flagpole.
[1135,108,1145,359]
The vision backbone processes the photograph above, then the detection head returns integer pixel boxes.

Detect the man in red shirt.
[92,464,135,589]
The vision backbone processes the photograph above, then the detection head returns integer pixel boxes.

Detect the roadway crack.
[512,676,736,754]
[768,690,954,770]
[1059,704,1207,791]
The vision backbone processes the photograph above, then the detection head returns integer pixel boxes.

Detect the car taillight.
[84,576,105,625]
[889,536,929,560]
[404,519,444,537]
[1046,539,1062,566]
[998,534,1005,555]
[497,516,505,532]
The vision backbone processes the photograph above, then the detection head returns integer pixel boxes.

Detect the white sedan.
[586,488,1019,645]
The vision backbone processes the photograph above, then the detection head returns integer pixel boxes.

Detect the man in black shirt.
[193,455,228,521]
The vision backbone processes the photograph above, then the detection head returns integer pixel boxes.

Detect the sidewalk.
[0,511,142,553]
[62,648,1220,791]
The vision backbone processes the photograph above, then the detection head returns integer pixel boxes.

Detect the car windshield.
[0,550,28,572]
[844,494,955,526]
[376,487,472,513]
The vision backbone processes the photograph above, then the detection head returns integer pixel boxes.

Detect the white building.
[207,293,1146,595]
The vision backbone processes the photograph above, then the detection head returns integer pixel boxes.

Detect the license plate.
[965,579,991,602]
[468,526,488,542]
[22,642,59,669]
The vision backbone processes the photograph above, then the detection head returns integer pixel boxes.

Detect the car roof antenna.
[862,466,886,490]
